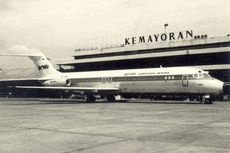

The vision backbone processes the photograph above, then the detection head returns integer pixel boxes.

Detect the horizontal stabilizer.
[0,53,43,57]
[1,46,60,78]
[0,46,44,57]
[0,78,41,82]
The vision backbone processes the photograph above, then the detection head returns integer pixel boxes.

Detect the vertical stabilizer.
[0,47,61,78]
[29,53,61,78]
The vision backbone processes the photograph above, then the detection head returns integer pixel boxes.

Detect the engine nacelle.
[42,77,71,87]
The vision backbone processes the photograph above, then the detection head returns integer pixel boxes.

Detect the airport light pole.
[164,23,168,34]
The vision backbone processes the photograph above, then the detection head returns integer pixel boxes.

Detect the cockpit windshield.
[203,73,210,77]
[193,71,210,79]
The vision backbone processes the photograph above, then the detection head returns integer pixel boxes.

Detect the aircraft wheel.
[208,97,214,104]
[86,95,96,102]
[197,96,203,103]
[204,95,214,104]
[106,95,116,102]
[208,100,213,104]
[204,98,213,104]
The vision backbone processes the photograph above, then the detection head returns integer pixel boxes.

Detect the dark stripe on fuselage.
[69,74,210,84]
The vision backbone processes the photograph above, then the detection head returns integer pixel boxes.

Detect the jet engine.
[42,77,71,87]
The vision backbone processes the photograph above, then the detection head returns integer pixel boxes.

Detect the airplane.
[0,49,224,104]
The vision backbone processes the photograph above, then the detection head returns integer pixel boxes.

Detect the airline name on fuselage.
[125,71,170,76]
[124,30,193,45]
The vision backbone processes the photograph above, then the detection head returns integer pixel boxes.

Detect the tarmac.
[0,98,230,153]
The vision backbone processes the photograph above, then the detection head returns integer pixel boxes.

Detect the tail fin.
[0,46,60,78]
[29,53,61,78]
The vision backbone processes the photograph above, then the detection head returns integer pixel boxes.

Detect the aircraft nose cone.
[204,79,224,94]
[214,80,224,94]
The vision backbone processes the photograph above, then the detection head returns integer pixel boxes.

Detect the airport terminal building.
[59,31,230,89]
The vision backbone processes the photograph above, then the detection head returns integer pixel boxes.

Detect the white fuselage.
[61,67,223,95]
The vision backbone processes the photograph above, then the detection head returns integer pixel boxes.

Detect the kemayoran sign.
[124,30,193,45]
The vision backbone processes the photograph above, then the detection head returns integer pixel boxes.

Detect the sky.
[0,0,230,69]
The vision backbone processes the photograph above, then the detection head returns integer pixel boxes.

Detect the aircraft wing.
[0,78,119,93]
[14,86,119,93]
[0,78,43,86]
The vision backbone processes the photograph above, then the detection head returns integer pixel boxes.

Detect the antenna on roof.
[164,23,168,33]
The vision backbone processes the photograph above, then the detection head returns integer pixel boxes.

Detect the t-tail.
[0,49,61,78]
[28,52,61,78]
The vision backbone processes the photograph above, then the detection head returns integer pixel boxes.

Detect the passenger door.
[182,75,189,86]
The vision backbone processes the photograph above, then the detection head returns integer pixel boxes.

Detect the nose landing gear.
[199,95,213,104]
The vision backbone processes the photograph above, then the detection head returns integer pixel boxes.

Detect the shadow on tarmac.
[2,98,205,105]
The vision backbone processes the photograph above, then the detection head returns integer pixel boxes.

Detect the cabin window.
[203,73,210,77]
[194,74,198,78]
[194,73,205,79]
[199,74,204,78]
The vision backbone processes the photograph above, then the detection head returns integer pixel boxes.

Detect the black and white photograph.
[0,0,230,152]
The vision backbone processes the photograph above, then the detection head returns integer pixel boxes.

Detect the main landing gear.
[199,95,214,104]
[86,95,96,102]
[106,95,116,102]
[86,95,116,102]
